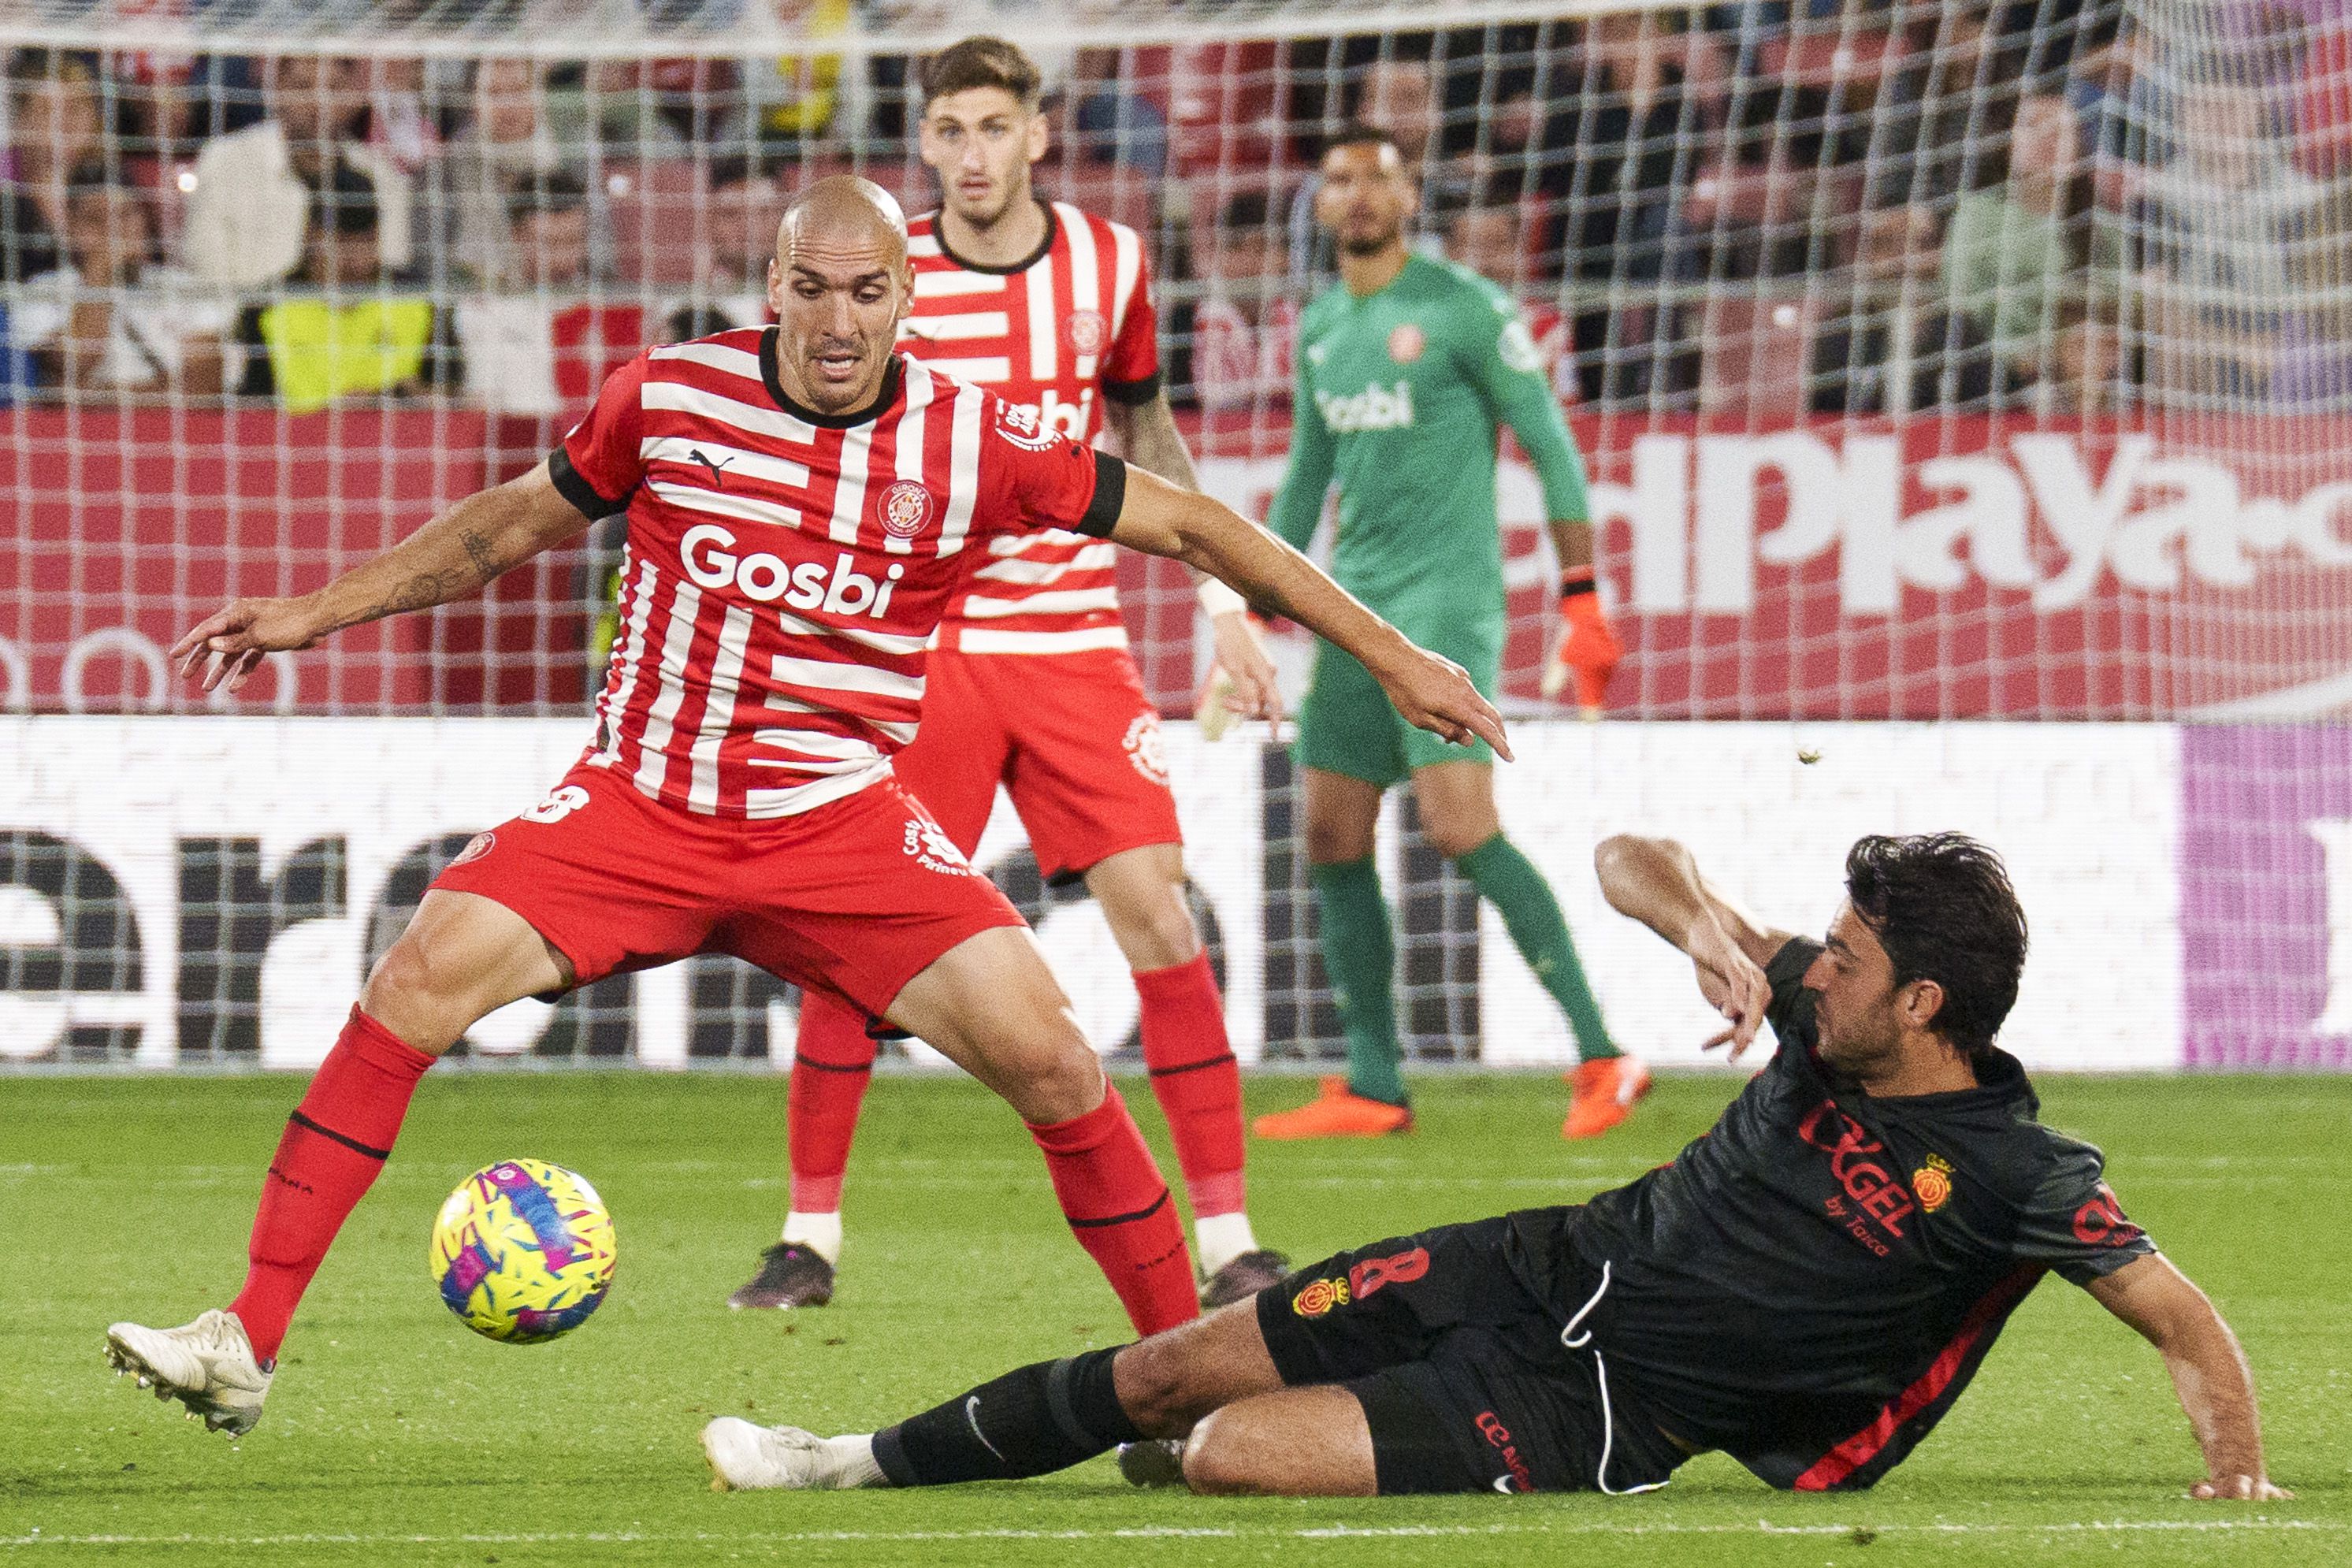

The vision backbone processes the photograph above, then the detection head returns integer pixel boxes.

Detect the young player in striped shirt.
[730,39,1291,1317]
[107,178,1504,1440]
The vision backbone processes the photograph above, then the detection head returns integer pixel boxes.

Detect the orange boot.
[1562,1056,1652,1140]
[1251,1077,1414,1140]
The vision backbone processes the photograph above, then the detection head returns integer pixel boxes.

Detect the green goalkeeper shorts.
[1294,615,1503,790]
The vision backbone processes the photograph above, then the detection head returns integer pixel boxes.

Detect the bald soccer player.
[105,179,1507,1439]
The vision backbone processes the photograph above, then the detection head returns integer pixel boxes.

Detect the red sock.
[230,1007,434,1362]
[1134,952,1248,1218]
[789,992,879,1213]
[1027,1083,1199,1336]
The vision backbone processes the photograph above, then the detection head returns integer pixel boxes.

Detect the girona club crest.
[879,480,934,540]
[1387,321,1426,365]
[1066,309,1108,355]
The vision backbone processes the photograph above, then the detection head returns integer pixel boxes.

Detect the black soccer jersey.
[1528,938,2156,1492]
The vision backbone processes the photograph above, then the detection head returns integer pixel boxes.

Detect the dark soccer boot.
[1199,1249,1291,1310]
[726,1243,836,1310]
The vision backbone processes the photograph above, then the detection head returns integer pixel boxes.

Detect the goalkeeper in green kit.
[1243,126,1646,1141]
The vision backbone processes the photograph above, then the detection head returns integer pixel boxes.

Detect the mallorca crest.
[1912,1153,1954,1213]
[879,480,934,540]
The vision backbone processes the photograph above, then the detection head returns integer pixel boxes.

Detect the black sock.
[871,1347,1142,1486]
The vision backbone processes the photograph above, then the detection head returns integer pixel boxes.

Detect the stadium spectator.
[1812,204,1996,414]
[1548,13,1721,402]
[1940,91,2117,396]
[1674,85,1824,284]
[431,57,600,287]
[1873,5,2001,207]
[738,0,850,147]
[1067,46,1170,176]
[232,162,453,412]
[663,152,787,338]
[1174,188,1296,413]
[503,170,593,288]
[2138,80,2322,403]
[1445,203,1575,403]
[355,57,439,177]
[13,163,229,396]
[2,49,106,285]
[2291,11,2352,177]
[182,55,415,289]
[456,173,648,418]
[2049,298,2131,415]
[2266,179,2352,407]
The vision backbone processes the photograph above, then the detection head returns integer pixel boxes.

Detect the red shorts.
[900,645,1183,883]
[432,765,1024,1018]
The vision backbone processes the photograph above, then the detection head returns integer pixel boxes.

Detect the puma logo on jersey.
[681,524,906,618]
[1315,379,1415,433]
[688,448,734,487]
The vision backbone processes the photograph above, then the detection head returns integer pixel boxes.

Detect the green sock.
[1455,834,1619,1061]
[1311,857,1406,1106]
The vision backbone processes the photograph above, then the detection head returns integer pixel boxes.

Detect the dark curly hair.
[1844,833,2028,1056]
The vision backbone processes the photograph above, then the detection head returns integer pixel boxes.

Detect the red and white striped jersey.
[900,201,1160,656]
[555,327,1123,820]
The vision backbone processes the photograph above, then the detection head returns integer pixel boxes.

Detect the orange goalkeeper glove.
[1540,564,1621,717]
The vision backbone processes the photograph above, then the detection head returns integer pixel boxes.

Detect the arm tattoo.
[460,526,503,585]
[364,571,452,622]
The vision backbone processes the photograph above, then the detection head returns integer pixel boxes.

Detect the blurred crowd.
[1,0,2343,417]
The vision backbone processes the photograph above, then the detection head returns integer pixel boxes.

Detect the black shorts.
[1254,1210,1685,1496]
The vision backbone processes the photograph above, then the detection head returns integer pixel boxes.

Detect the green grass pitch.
[2,1070,2344,1566]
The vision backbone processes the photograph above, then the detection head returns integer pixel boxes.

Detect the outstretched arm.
[173,459,594,693]
[1592,834,1785,1055]
[2086,1254,2288,1500]
[1103,392,1280,726]
[1105,463,1508,760]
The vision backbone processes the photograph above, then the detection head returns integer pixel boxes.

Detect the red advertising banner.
[4,408,2348,719]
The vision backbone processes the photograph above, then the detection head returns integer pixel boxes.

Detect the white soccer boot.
[701,1418,886,1492]
[105,1308,273,1437]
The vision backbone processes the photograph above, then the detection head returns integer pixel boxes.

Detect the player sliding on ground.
[1246,126,1641,1143]
[105,176,1506,1440]
[730,38,1289,1320]
[704,830,2288,1501]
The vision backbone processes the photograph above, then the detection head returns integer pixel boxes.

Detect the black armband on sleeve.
[1076,451,1128,538]
[548,447,634,521]
[1100,370,1161,406]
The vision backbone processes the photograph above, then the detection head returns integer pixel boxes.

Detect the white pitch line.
[2,1518,2335,1549]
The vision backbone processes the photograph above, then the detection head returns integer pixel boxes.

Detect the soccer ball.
[428,1158,617,1343]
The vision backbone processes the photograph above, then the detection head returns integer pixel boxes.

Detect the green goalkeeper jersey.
[1265,252,1592,628]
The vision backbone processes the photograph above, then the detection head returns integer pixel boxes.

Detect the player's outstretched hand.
[2190,1475,2292,1502]
[1689,915,1771,1058]
[170,597,324,694]
[1376,645,1512,761]
[1200,612,1283,741]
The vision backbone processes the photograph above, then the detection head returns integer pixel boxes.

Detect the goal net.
[1,0,2343,1072]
